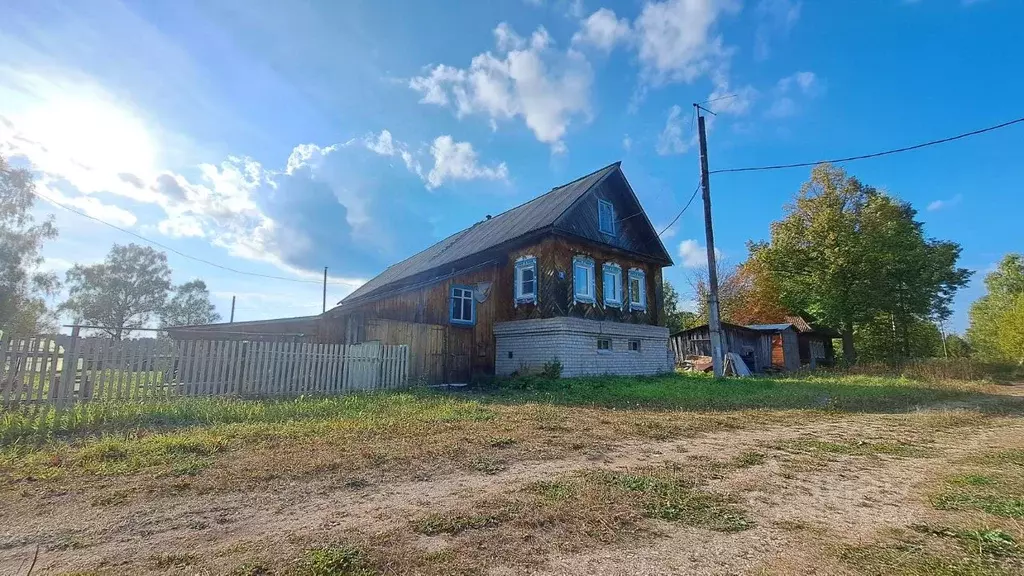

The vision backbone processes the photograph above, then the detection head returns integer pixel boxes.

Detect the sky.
[1,0,1021,332]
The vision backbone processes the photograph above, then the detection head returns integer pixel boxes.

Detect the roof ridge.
[477,160,621,224]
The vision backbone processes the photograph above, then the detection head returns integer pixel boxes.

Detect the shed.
[670,323,771,373]
[784,315,838,366]
[746,324,801,372]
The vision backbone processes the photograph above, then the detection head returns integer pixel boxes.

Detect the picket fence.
[0,334,409,408]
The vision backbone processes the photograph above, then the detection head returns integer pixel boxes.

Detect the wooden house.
[179,162,675,384]
[325,162,674,382]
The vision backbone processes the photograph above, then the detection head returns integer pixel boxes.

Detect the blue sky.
[1,0,1021,331]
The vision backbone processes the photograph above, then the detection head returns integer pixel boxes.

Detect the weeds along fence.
[0,332,410,409]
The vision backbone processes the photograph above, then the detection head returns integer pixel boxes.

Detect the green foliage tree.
[160,279,221,328]
[995,293,1024,365]
[660,278,697,333]
[943,332,973,359]
[855,314,944,363]
[750,164,971,364]
[61,243,173,339]
[967,254,1024,362]
[0,153,59,334]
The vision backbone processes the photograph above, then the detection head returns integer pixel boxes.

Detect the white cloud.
[927,193,963,212]
[706,73,758,115]
[36,181,138,228]
[678,238,721,267]
[362,130,423,177]
[634,0,741,84]
[656,105,692,156]
[409,23,592,151]
[755,0,801,60]
[767,71,822,118]
[622,134,632,151]
[572,8,632,51]
[427,136,509,189]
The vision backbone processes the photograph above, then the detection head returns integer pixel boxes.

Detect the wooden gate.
[365,319,446,385]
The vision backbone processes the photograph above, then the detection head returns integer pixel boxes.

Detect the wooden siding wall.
[326,264,500,380]
[327,235,666,381]
[503,236,662,326]
[670,326,769,372]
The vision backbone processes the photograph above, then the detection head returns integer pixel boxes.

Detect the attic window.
[598,199,615,235]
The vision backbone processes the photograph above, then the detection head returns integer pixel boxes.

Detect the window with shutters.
[514,257,537,303]
[573,255,596,303]
[628,268,647,310]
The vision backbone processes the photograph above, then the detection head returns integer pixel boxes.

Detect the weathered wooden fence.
[0,334,409,408]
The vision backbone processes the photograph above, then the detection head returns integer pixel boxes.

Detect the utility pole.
[322,267,328,314]
[229,296,236,323]
[696,105,725,378]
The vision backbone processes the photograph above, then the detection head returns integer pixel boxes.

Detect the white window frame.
[597,337,612,353]
[598,199,616,236]
[628,268,647,311]
[602,262,623,308]
[573,255,596,303]
[450,285,475,325]
[514,256,538,304]
[628,339,641,352]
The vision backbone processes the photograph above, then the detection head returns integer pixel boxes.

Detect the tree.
[855,314,943,363]
[750,164,971,364]
[160,280,221,327]
[660,278,696,333]
[967,254,1024,362]
[686,258,788,326]
[995,293,1024,365]
[61,243,173,339]
[0,153,59,334]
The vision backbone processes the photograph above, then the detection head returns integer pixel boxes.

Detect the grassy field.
[0,371,1021,575]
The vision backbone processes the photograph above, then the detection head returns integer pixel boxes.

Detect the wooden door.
[446,327,473,384]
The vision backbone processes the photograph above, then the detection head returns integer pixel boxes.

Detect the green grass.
[842,524,1022,576]
[473,372,997,413]
[298,545,375,576]
[934,449,1024,519]
[773,438,930,458]
[0,392,496,444]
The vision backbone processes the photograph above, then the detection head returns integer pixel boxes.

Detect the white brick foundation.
[494,317,672,377]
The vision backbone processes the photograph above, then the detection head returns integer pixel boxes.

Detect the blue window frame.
[514,257,537,303]
[598,199,615,235]
[602,262,622,307]
[450,284,475,325]
[573,256,596,303]
[628,268,647,311]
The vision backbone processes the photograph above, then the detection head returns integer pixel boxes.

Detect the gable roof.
[339,162,670,306]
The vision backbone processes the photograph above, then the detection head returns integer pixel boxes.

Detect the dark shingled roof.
[340,162,621,304]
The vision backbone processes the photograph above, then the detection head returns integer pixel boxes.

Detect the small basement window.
[598,199,616,235]
[628,339,641,352]
[597,338,612,352]
[450,285,475,325]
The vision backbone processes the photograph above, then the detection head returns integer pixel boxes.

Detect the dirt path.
[1,412,1021,575]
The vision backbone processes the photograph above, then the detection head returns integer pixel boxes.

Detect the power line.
[32,189,345,286]
[711,116,1024,174]
[658,181,702,237]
